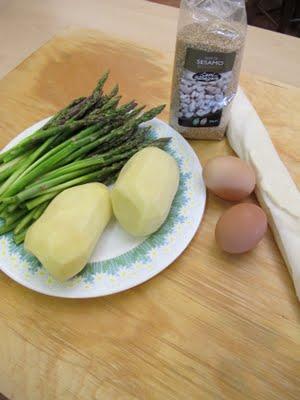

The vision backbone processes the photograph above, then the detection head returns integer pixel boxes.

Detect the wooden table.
[0,0,300,86]
[0,2,299,400]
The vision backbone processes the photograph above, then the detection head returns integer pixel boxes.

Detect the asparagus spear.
[68,105,164,162]
[23,137,169,212]
[95,95,121,113]
[69,71,109,121]
[33,127,150,184]
[0,106,129,197]
[0,71,168,242]
[0,136,58,197]
[13,211,35,235]
[0,88,117,164]
[61,103,143,164]
[13,202,50,244]
[103,84,119,103]
[0,105,162,198]
[42,73,115,130]
[26,161,126,200]
[26,191,60,210]
[3,208,28,225]
[0,74,117,165]
[0,120,88,163]
[0,221,18,235]
[43,96,86,129]
[14,230,27,245]
[13,136,171,205]
[14,166,106,203]
[0,152,32,183]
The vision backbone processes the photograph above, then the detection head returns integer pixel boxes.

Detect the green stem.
[0,102,116,164]
[40,161,125,197]
[0,221,18,235]
[4,208,28,225]
[0,151,35,184]
[7,203,19,213]
[4,105,129,195]
[26,191,59,210]
[0,123,105,197]
[0,135,58,198]
[33,143,141,185]
[33,201,49,219]
[55,109,145,168]
[15,165,103,203]
[0,122,84,163]
[11,202,49,244]
[0,156,22,173]
[14,208,37,235]
[43,96,86,129]
[14,230,27,245]
[0,208,10,219]
[70,71,109,121]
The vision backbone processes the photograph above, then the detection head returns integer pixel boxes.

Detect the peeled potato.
[111,147,179,236]
[24,183,112,281]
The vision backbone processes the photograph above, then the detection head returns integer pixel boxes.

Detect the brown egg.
[203,156,256,201]
[215,203,267,254]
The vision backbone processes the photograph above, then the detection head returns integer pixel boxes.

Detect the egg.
[203,156,256,201]
[215,203,267,254]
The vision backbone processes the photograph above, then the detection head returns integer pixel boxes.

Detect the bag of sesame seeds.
[169,0,247,140]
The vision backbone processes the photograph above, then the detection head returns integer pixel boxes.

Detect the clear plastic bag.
[170,0,247,140]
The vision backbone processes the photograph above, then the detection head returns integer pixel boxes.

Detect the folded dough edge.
[227,87,300,301]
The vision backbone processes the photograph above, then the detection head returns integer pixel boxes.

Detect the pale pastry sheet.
[227,88,300,300]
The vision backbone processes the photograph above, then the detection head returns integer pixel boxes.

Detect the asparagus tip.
[109,83,119,96]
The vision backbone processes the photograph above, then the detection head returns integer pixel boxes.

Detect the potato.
[24,183,112,281]
[111,147,179,236]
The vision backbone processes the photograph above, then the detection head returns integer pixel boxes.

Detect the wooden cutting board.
[0,29,299,400]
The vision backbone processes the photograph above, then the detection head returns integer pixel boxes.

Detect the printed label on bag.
[178,49,236,128]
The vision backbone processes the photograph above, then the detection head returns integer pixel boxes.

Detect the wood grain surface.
[0,28,299,400]
[1,0,300,87]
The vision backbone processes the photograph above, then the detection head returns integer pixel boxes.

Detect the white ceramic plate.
[0,117,206,298]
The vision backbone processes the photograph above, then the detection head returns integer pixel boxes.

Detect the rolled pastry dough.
[227,87,300,300]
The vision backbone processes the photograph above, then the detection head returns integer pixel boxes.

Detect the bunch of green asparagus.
[0,71,169,244]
